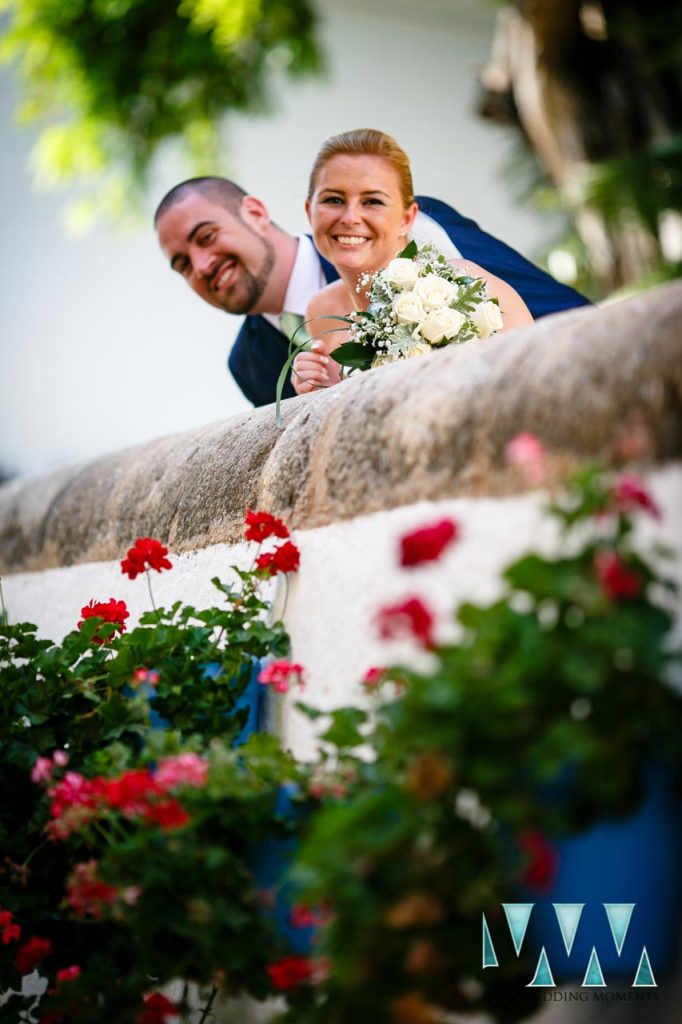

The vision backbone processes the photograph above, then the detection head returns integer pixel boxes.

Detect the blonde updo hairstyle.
[307,128,415,209]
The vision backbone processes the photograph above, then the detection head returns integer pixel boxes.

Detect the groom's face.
[157,193,275,315]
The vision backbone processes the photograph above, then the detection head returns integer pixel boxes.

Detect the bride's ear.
[401,201,419,235]
[304,197,312,224]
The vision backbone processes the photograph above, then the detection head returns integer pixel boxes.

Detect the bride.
[292,128,534,395]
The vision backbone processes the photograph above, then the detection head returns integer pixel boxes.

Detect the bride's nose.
[339,200,363,225]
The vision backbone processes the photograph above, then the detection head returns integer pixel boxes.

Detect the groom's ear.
[239,195,271,233]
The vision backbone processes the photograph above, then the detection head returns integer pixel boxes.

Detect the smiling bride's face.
[306,153,418,278]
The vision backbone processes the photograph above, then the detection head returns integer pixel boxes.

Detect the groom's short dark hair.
[154,177,248,225]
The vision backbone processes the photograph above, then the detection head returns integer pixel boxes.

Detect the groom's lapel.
[307,234,339,285]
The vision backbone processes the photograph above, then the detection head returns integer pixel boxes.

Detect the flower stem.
[145,569,158,616]
[198,986,218,1023]
[0,576,8,625]
[22,836,49,868]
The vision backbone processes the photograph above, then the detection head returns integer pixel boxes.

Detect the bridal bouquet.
[332,241,503,372]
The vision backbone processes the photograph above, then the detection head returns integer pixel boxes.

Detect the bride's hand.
[291,339,342,395]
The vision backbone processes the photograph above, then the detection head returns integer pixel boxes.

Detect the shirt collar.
[281,235,326,316]
[262,235,325,332]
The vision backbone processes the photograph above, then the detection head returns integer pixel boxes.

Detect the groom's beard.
[216,237,276,315]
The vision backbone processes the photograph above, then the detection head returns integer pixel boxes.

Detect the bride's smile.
[306,153,418,281]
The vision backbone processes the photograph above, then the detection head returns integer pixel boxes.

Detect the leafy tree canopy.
[0,0,322,228]
[479,0,682,296]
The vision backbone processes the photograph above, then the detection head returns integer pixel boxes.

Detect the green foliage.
[482,0,682,295]
[0,0,322,224]
[286,465,682,1023]
[0,556,307,1021]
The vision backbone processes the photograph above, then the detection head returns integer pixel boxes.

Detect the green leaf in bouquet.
[330,341,375,370]
[397,239,418,259]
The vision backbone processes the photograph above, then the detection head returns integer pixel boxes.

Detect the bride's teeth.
[337,236,367,246]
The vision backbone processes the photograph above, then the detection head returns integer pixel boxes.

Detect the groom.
[155,177,590,407]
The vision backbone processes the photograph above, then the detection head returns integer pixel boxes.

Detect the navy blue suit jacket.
[228,196,590,407]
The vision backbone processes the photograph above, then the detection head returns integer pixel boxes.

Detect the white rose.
[380,258,420,290]
[417,307,466,344]
[471,300,503,338]
[392,291,426,325]
[404,343,433,359]
[371,352,398,367]
[413,274,457,309]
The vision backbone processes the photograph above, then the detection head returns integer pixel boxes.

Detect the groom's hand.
[291,340,342,395]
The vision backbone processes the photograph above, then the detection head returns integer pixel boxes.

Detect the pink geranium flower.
[258,659,305,694]
[505,432,547,484]
[154,753,208,790]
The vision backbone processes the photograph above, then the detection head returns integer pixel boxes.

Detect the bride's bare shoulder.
[306,279,353,320]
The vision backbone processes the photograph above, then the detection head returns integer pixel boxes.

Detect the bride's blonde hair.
[307,129,415,208]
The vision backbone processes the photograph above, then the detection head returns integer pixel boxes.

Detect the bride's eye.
[364,198,385,206]
[321,196,343,205]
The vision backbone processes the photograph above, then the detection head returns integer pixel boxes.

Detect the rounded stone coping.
[1,280,681,573]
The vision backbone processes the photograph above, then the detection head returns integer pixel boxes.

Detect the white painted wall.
[0,0,563,478]
[4,470,681,760]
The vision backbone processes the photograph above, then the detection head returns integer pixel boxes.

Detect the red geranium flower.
[104,769,160,816]
[0,909,20,945]
[611,474,661,520]
[143,798,190,831]
[594,550,642,600]
[138,992,181,1024]
[267,954,314,991]
[257,659,305,694]
[15,936,53,974]
[244,509,290,542]
[121,538,172,580]
[376,597,435,647]
[256,541,301,576]
[399,518,459,567]
[362,666,387,688]
[66,861,118,918]
[56,965,81,985]
[77,598,129,644]
[519,828,558,891]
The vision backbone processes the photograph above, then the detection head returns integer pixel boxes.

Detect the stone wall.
[1,281,681,576]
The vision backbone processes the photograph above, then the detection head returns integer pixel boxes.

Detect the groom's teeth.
[336,236,367,245]
[215,263,235,289]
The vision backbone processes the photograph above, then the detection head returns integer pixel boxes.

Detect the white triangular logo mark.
[502,903,534,956]
[527,947,555,987]
[553,903,584,956]
[583,947,606,987]
[633,947,657,988]
[603,903,635,955]
[482,913,498,968]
